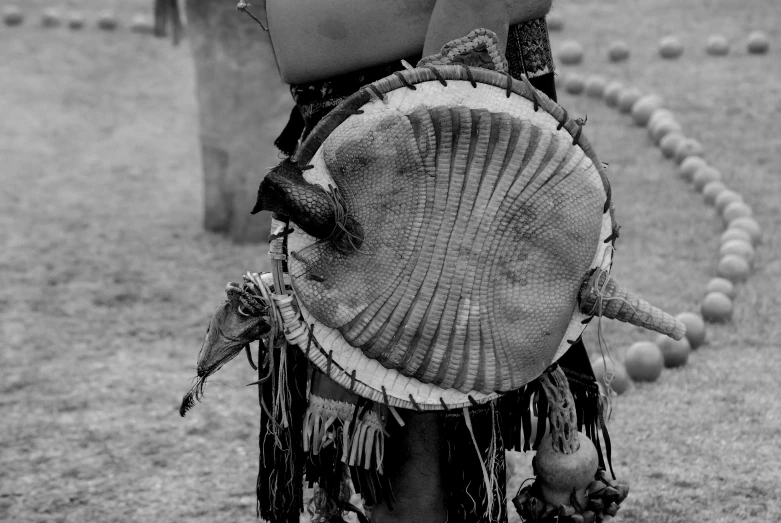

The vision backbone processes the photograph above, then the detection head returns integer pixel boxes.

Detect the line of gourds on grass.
[548,12,770,63]
[2,5,155,34]
[551,36,765,394]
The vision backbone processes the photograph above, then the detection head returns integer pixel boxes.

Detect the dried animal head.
[180,281,270,416]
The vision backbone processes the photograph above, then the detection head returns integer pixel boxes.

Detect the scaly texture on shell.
[579,270,686,340]
[288,105,605,393]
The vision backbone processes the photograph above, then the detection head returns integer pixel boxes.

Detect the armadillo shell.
[287,69,610,395]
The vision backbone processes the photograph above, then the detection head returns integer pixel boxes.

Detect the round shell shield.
[287,66,614,410]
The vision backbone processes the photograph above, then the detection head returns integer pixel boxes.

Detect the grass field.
[1,0,780,522]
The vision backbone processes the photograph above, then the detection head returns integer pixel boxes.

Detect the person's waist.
[290,17,554,106]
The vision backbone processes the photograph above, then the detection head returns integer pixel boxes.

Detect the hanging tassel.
[303,397,387,522]
[255,217,309,523]
[255,337,308,522]
[302,395,387,477]
[463,407,495,520]
[440,404,507,523]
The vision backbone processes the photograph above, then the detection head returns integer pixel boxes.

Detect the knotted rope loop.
[324,109,366,119]
[363,84,388,103]
[462,65,478,88]
[393,71,417,90]
[424,66,449,86]
[324,184,366,252]
[519,74,541,112]
[573,115,588,146]
[557,108,569,131]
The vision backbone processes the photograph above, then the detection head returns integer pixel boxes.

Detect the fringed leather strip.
[599,400,615,480]
[304,398,392,517]
[304,443,348,522]
[499,377,564,454]
[520,387,534,452]
[534,386,549,450]
[557,339,614,473]
[350,466,394,510]
[303,395,386,475]
[498,383,532,452]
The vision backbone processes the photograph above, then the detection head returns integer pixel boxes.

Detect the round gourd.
[68,12,84,30]
[706,35,730,56]
[656,335,691,368]
[722,201,752,224]
[651,118,683,144]
[702,180,726,205]
[41,8,61,27]
[674,138,704,164]
[534,432,599,509]
[659,36,684,59]
[3,5,24,26]
[660,133,685,159]
[692,166,721,191]
[130,14,154,34]
[97,10,118,30]
[675,312,706,349]
[705,278,736,299]
[715,190,743,214]
[565,74,586,95]
[717,254,751,283]
[585,75,607,98]
[608,41,631,62]
[631,95,663,126]
[591,356,631,394]
[618,88,643,114]
[679,156,706,182]
[721,227,752,246]
[648,108,674,131]
[747,31,769,54]
[559,41,584,65]
[701,292,733,322]
[728,217,761,245]
[625,341,664,382]
[604,82,624,107]
[547,12,564,32]
[719,240,755,266]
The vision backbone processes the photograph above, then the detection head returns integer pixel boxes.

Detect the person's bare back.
[265,0,552,83]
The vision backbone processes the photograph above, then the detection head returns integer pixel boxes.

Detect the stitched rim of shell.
[283,65,615,410]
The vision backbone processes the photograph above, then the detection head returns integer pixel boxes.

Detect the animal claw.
[244,344,257,370]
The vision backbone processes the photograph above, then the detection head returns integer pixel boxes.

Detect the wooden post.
[186,0,291,242]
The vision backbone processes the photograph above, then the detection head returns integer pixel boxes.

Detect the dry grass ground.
[1,0,779,522]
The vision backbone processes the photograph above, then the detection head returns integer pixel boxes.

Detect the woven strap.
[417,28,509,72]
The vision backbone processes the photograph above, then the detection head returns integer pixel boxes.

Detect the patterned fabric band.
[505,17,555,80]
